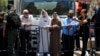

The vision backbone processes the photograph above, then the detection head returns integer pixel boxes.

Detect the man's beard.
[69,16,73,18]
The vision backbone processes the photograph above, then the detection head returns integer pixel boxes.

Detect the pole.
[74,0,76,16]
[14,0,22,15]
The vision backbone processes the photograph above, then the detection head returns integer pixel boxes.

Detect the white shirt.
[20,14,34,30]
[39,17,51,28]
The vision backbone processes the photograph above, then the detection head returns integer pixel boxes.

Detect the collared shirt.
[20,14,34,30]
[62,17,79,36]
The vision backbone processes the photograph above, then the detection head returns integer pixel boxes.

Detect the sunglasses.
[24,13,29,14]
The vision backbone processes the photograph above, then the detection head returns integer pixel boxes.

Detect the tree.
[0,0,8,11]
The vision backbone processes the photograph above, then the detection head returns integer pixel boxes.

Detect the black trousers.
[75,33,80,49]
[0,29,7,50]
[95,27,100,50]
[19,29,37,56]
[80,28,89,56]
[62,34,74,56]
[19,30,31,51]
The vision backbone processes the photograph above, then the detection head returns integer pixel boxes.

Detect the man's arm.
[3,15,7,37]
[3,23,6,37]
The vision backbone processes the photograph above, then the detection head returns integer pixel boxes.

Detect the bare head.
[68,10,74,18]
[23,9,29,18]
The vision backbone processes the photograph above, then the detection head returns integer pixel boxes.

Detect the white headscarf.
[39,9,51,27]
[40,9,50,19]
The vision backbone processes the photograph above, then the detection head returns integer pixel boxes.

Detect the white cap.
[68,10,74,13]
[23,9,29,13]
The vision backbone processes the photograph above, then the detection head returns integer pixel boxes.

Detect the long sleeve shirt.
[20,14,34,30]
[62,17,79,36]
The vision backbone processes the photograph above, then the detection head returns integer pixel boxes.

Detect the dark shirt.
[0,19,3,29]
[78,16,90,26]
[78,16,90,33]
[91,8,100,26]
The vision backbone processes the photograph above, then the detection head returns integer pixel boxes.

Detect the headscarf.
[39,9,51,27]
[51,12,60,21]
[51,12,61,25]
[40,9,50,19]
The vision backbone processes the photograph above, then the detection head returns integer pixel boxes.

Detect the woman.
[39,9,51,56]
[49,12,61,56]
[75,9,90,56]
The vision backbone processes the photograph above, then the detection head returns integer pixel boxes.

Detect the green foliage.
[0,0,8,12]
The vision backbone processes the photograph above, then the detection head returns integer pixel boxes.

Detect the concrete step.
[74,50,100,56]
[74,51,81,56]
[74,54,78,56]
[74,51,91,56]
[87,37,95,48]
[95,51,100,56]
[74,37,95,56]
[79,37,95,49]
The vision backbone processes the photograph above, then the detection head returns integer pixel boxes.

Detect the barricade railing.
[0,24,100,56]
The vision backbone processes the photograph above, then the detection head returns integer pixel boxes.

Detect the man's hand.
[43,26,48,30]
[24,23,31,27]
[3,23,6,38]
[52,25,58,28]
[67,25,72,29]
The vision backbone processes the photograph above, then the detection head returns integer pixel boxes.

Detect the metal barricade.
[1,24,100,56]
[18,25,40,56]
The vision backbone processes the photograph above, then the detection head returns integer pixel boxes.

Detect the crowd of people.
[0,1,100,56]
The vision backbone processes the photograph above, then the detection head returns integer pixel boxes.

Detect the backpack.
[7,12,21,29]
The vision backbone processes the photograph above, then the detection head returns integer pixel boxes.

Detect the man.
[0,12,4,49]
[3,4,21,56]
[0,12,7,51]
[19,9,35,55]
[62,10,79,56]
[91,1,100,51]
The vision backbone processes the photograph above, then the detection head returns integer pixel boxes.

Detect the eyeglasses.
[24,13,29,14]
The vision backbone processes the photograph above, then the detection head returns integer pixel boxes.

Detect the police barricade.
[18,25,40,56]
[37,25,95,56]
[0,24,98,56]
[18,25,62,56]
[37,25,87,56]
